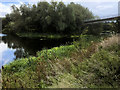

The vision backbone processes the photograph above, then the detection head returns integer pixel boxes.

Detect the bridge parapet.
[84,16,120,24]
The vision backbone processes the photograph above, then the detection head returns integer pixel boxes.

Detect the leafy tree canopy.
[3,1,96,35]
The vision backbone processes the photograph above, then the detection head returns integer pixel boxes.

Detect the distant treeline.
[2,1,117,35]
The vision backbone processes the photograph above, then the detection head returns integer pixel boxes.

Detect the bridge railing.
[84,16,120,24]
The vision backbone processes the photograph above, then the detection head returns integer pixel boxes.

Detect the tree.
[3,1,94,35]
[87,23,103,35]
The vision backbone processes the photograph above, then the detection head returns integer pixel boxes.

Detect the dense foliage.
[2,1,94,35]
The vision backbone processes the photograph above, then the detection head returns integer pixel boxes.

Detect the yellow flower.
[55,47,58,50]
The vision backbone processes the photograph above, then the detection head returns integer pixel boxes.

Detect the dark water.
[0,34,75,68]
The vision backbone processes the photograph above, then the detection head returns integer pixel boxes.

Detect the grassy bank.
[16,33,66,39]
[16,33,81,39]
[2,35,120,88]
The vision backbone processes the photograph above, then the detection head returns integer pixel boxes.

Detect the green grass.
[74,45,120,88]
[48,44,120,88]
[16,33,85,39]
[16,33,68,39]
[2,35,119,88]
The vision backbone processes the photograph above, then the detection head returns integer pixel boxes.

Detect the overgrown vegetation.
[2,35,120,88]
[1,0,119,88]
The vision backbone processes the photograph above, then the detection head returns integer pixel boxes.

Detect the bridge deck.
[84,16,120,24]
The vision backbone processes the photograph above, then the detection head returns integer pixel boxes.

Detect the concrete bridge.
[84,15,120,33]
[84,16,120,24]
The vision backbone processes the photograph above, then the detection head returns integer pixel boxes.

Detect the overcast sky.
[0,0,119,18]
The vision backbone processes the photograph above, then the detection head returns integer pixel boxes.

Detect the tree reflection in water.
[2,34,74,60]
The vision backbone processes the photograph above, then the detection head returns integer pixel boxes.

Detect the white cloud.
[0,42,8,66]
[96,5,114,10]
[0,0,119,17]
[17,0,24,4]
[0,3,11,17]
[0,42,8,53]
[79,0,119,2]
[2,59,10,65]
[0,2,21,17]
[0,40,16,67]
[0,0,119,2]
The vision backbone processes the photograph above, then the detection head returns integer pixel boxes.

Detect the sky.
[0,0,119,18]
[0,42,16,68]
[0,34,16,68]
[0,35,16,69]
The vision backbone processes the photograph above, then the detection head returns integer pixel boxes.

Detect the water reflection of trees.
[2,35,73,59]
[2,35,30,59]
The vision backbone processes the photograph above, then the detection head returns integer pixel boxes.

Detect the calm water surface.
[0,34,74,68]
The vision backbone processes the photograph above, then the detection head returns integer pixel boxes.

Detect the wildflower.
[55,47,58,50]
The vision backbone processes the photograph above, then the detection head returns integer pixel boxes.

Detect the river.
[0,33,75,68]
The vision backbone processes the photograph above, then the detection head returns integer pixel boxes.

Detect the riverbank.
[2,35,120,88]
[16,33,81,39]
